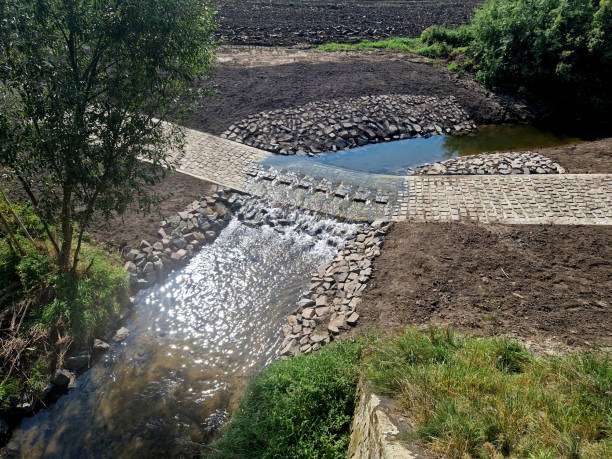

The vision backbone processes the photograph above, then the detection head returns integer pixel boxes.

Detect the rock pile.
[222,95,474,156]
[414,151,566,175]
[280,221,391,356]
[123,189,242,291]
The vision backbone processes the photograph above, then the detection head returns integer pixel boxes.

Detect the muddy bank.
[354,222,612,351]
[539,138,612,174]
[88,172,216,252]
[185,49,529,135]
[217,0,483,46]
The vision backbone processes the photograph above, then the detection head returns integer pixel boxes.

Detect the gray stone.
[52,369,74,387]
[64,354,89,371]
[112,327,129,343]
[93,338,110,352]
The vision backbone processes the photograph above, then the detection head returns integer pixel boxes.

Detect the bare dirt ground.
[185,48,528,134]
[355,222,612,352]
[217,0,483,46]
[87,172,216,253]
[540,138,612,174]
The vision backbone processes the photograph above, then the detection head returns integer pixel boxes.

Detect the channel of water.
[264,124,582,176]
[5,200,360,458]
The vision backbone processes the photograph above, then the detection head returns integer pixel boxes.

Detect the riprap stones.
[414,151,566,175]
[280,221,391,356]
[222,95,474,156]
[123,188,243,291]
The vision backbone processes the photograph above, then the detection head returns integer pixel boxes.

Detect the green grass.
[0,202,129,408]
[211,339,363,459]
[317,25,474,61]
[366,328,611,458]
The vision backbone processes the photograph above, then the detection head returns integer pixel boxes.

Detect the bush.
[471,0,612,121]
[212,340,363,459]
[39,246,129,344]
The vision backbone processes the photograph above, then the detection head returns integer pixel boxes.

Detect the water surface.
[265,124,581,176]
[6,204,358,458]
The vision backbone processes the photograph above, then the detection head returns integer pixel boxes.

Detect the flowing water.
[5,200,360,458]
[264,124,582,176]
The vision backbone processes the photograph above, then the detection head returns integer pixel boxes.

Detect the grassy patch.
[317,25,474,62]
[0,201,129,408]
[366,328,611,458]
[211,339,363,459]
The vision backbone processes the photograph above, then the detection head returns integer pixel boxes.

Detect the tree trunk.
[58,186,73,272]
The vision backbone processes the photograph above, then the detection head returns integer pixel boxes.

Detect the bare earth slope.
[355,222,612,351]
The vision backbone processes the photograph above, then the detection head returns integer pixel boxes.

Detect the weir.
[5,198,362,458]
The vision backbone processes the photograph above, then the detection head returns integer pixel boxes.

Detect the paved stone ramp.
[395,174,612,225]
[176,126,270,190]
[174,129,611,225]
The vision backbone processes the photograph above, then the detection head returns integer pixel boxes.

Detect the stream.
[5,200,360,458]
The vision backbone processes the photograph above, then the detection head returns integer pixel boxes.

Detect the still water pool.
[264,124,582,176]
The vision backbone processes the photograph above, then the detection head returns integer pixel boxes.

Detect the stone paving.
[395,174,612,225]
[175,126,270,190]
[176,128,612,225]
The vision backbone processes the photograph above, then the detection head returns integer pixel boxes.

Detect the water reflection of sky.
[264,125,582,176]
[6,210,359,459]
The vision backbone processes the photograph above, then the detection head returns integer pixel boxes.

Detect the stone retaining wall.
[280,221,392,356]
[222,95,474,156]
[122,187,242,291]
[348,381,428,459]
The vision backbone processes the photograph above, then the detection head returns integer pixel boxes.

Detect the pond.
[264,124,582,176]
[5,202,359,458]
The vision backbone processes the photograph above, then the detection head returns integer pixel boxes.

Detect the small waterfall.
[5,197,362,458]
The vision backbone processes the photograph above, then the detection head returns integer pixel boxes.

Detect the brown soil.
[539,138,612,174]
[217,0,483,46]
[87,172,216,253]
[355,222,612,351]
[185,48,527,134]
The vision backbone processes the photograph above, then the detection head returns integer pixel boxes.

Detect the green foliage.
[0,376,22,410]
[317,29,471,59]
[37,246,129,344]
[213,340,363,459]
[471,0,612,120]
[15,244,55,291]
[0,0,217,272]
[365,328,611,458]
[0,239,20,286]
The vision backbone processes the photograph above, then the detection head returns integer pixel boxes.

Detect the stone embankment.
[281,221,392,356]
[414,151,566,175]
[123,188,241,291]
[348,381,427,459]
[222,95,474,156]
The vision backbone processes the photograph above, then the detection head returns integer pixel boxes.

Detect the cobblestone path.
[175,126,270,190]
[177,129,612,225]
[395,175,612,225]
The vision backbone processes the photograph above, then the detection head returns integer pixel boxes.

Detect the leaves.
[0,0,217,271]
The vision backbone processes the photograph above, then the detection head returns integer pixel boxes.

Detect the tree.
[0,0,216,274]
[471,0,611,123]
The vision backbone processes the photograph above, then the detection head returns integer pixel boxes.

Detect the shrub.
[471,0,612,121]
[212,340,363,459]
[40,246,129,344]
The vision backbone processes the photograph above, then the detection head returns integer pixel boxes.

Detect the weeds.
[211,340,363,459]
[365,328,611,458]
[0,201,128,408]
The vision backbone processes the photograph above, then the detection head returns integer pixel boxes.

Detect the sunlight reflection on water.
[6,203,359,458]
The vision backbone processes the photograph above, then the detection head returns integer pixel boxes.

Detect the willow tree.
[0,0,216,273]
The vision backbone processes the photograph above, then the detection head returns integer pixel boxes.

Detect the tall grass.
[317,26,473,60]
[366,328,611,458]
